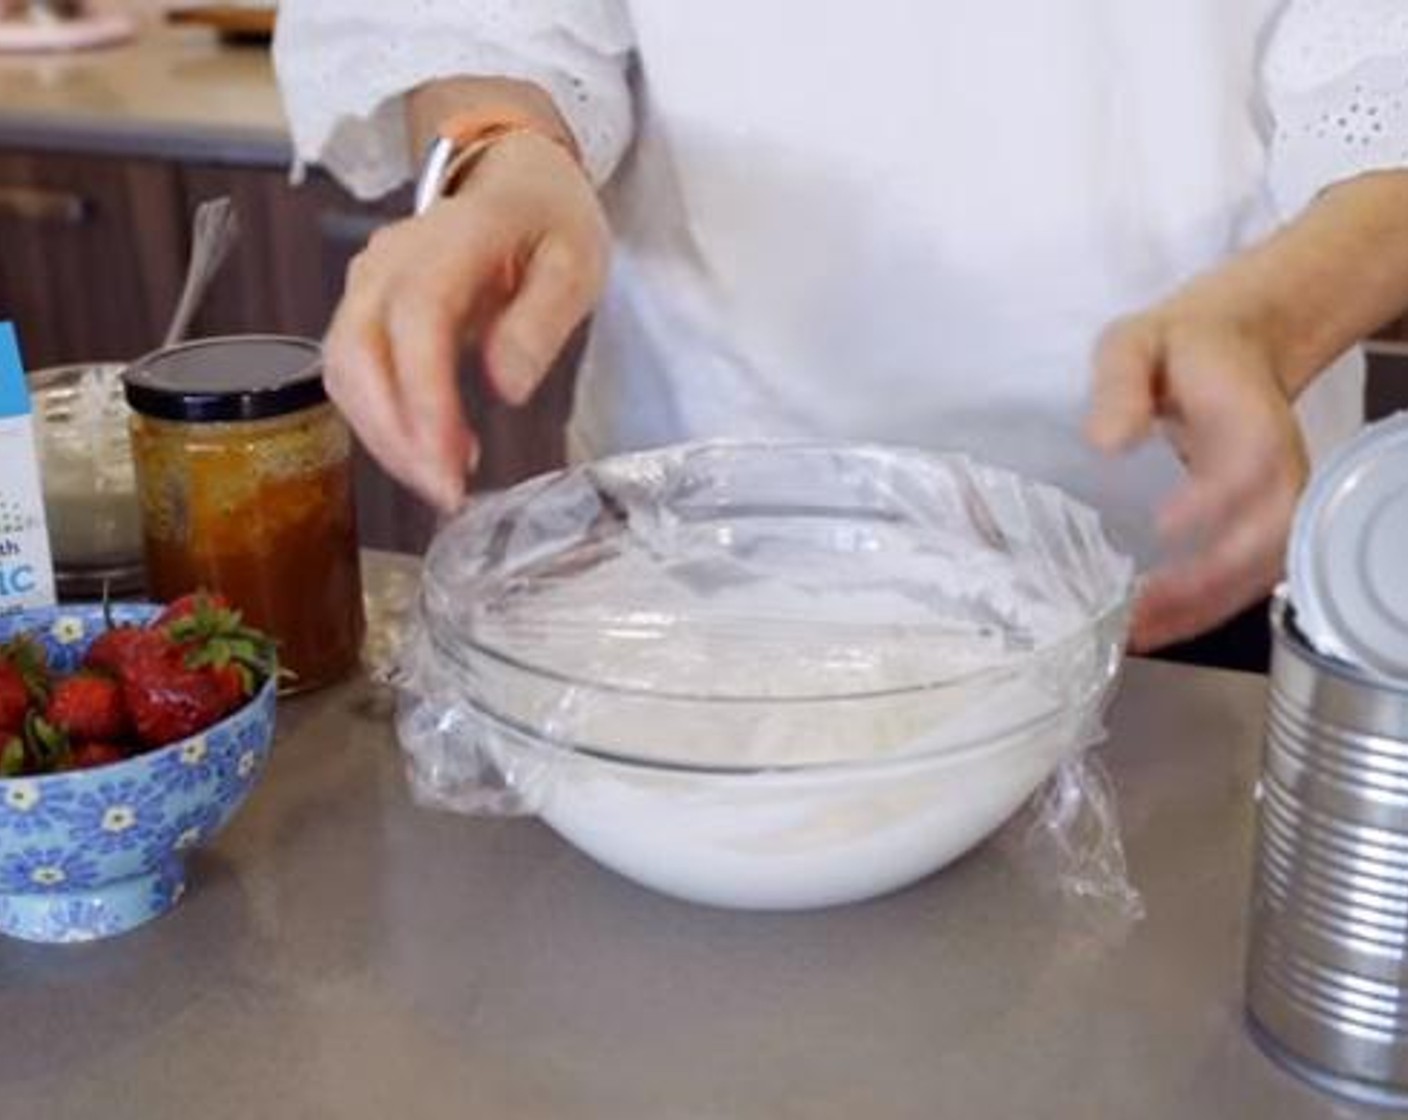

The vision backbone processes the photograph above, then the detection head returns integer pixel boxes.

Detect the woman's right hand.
[323,130,610,511]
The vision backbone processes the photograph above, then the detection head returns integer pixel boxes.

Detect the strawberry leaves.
[23,712,71,774]
[1,634,51,704]
[166,599,279,697]
[0,736,25,778]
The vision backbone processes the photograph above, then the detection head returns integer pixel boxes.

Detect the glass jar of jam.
[123,336,364,692]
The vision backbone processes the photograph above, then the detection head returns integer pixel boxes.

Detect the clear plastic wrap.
[393,441,1139,913]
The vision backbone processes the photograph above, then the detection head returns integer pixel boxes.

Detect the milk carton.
[0,323,56,614]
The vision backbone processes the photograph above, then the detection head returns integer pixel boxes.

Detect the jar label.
[0,323,56,614]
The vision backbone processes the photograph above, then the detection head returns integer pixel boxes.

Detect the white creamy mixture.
[469,538,1099,767]
[32,367,141,569]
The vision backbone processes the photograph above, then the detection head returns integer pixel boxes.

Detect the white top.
[273,0,1408,564]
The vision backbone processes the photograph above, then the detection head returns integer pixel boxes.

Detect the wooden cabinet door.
[178,164,367,342]
[1366,341,1408,421]
[0,149,185,368]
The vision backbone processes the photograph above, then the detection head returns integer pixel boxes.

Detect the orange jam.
[124,337,364,692]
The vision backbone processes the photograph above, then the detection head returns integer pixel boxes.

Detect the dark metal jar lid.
[122,335,326,423]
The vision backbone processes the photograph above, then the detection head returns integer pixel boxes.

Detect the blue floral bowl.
[0,603,276,943]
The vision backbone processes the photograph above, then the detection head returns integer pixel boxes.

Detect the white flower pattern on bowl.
[49,616,86,645]
[4,781,39,813]
[101,805,137,834]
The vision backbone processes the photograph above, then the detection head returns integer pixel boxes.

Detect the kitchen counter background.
[0,551,1381,1119]
[0,23,287,164]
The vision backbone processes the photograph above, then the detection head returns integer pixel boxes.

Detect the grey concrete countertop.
[0,22,287,164]
[0,553,1375,1118]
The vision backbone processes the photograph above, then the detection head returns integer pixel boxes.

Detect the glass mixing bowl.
[398,441,1134,909]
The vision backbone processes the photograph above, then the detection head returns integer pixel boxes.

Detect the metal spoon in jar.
[163,196,240,348]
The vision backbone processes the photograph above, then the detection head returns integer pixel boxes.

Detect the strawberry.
[0,633,49,738]
[118,594,276,749]
[122,636,241,748]
[0,636,49,733]
[0,665,29,737]
[84,625,160,678]
[155,591,232,631]
[207,662,248,713]
[46,672,129,743]
[66,741,128,771]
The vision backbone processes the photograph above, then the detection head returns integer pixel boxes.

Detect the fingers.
[1155,455,1257,545]
[323,220,500,512]
[1132,435,1302,652]
[321,134,609,510]
[483,237,605,406]
[1130,509,1283,651]
[325,278,471,512]
[384,273,486,506]
[1091,303,1309,651]
[1086,318,1161,453]
[323,288,429,500]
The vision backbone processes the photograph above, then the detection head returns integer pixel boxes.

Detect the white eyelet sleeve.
[272,0,636,200]
[1263,0,1408,217]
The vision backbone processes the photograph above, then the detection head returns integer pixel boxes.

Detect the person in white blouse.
[274,0,1408,669]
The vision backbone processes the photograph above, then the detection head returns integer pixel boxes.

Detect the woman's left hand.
[1085,296,1309,653]
[1087,172,1408,652]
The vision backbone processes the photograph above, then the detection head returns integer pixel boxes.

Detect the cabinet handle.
[0,185,91,225]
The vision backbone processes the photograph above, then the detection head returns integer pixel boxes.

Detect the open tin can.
[1247,410,1408,1107]
[1248,592,1408,1106]
[1288,411,1408,680]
